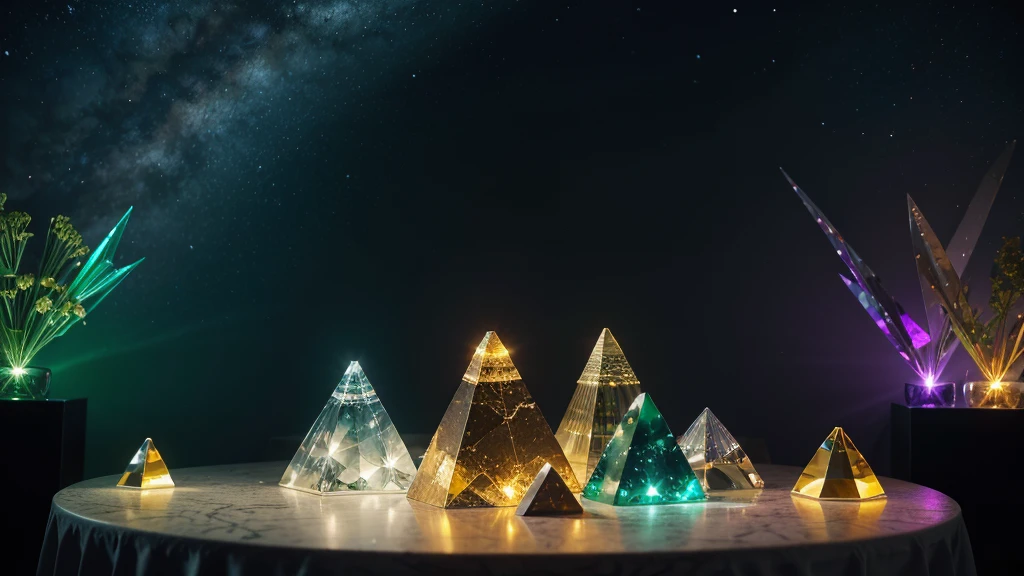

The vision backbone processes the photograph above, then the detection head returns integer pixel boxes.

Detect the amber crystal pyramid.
[792,427,885,500]
[516,463,583,516]
[677,408,764,491]
[116,438,174,489]
[555,328,642,488]
[279,361,417,494]
[407,332,580,508]
[583,393,705,506]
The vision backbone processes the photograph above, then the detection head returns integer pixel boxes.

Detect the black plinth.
[891,403,1020,575]
[0,398,86,576]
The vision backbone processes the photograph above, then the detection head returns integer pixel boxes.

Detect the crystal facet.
[582,393,705,506]
[964,381,1024,409]
[280,361,417,494]
[903,381,956,407]
[910,194,1024,384]
[677,407,764,491]
[116,438,174,489]
[515,463,583,516]
[792,427,884,500]
[407,332,581,508]
[784,141,1015,384]
[554,328,642,488]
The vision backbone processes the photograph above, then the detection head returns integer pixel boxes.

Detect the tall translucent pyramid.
[279,361,417,494]
[582,393,705,506]
[116,438,174,489]
[792,427,885,500]
[677,408,764,491]
[407,331,581,508]
[555,328,642,488]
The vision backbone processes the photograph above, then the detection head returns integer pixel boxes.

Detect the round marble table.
[38,462,974,576]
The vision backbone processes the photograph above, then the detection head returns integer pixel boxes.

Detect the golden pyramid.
[554,328,641,488]
[407,331,581,508]
[116,438,175,489]
[792,427,884,500]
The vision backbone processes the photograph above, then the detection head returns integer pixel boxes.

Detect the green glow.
[0,199,142,399]
[583,393,705,506]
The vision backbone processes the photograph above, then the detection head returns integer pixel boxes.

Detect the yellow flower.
[73,303,86,318]
[0,289,16,299]
[40,277,57,289]
[35,297,53,314]
[15,274,34,290]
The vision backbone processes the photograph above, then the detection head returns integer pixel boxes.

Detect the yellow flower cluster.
[15,274,33,290]
[35,297,52,314]
[52,215,89,258]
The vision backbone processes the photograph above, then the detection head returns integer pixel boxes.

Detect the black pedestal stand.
[0,399,86,576]
[891,403,1022,575]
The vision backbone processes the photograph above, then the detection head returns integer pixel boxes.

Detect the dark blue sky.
[1,0,1022,477]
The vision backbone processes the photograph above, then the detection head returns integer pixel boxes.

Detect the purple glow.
[904,381,955,407]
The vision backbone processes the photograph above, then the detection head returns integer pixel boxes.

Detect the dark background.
[1,0,1022,479]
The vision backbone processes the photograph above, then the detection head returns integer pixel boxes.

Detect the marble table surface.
[51,461,962,556]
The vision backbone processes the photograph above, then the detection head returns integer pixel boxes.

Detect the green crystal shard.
[280,361,418,494]
[582,393,705,506]
[56,207,143,337]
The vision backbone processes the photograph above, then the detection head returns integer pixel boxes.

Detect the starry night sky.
[1,0,1022,477]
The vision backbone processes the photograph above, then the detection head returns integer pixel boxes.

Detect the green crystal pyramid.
[582,393,705,505]
[280,361,418,494]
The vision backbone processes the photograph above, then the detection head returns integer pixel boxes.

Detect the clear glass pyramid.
[279,361,417,494]
[582,393,705,506]
[555,328,642,489]
[407,331,581,508]
[116,437,174,489]
[677,407,764,491]
[792,427,885,500]
[515,463,583,516]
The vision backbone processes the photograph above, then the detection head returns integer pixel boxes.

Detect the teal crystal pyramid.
[582,393,705,505]
[280,361,418,494]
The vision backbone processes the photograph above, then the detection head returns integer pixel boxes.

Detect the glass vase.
[0,366,52,400]
[904,382,955,407]
[964,381,1024,409]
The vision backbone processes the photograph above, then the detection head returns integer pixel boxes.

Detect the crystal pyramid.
[279,361,417,494]
[582,393,705,506]
[555,328,642,488]
[515,463,583,516]
[677,407,764,491]
[407,331,581,508]
[116,438,174,489]
[792,427,885,500]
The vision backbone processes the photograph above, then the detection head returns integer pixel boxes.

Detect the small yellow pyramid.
[792,427,884,500]
[116,438,175,489]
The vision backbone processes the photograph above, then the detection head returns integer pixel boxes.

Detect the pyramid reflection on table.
[554,328,642,489]
[583,393,705,506]
[279,361,417,494]
[677,407,764,491]
[116,438,174,489]
[515,463,583,516]
[407,331,581,508]
[792,427,885,500]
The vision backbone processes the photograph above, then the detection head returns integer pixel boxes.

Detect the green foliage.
[0,194,142,377]
[956,237,1024,382]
